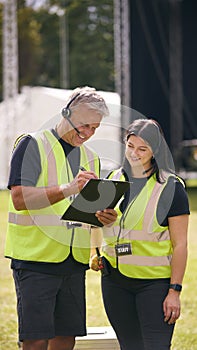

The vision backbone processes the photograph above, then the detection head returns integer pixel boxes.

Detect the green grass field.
[0,189,197,349]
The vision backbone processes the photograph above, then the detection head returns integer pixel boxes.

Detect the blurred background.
[0,0,197,189]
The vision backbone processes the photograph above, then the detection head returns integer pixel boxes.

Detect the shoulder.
[165,175,187,194]
[163,174,188,201]
[8,134,41,188]
[11,133,41,169]
[162,175,190,216]
[12,133,39,157]
[12,133,31,151]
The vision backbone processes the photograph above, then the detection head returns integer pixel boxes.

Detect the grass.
[0,189,197,349]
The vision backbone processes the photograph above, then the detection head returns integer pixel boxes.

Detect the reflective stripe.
[9,212,63,226]
[142,181,162,232]
[103,227,170,242]
[103,236,171,267]
[36,131,97,184]
[8,212,90,229]
[39,132,58,185]
[83,145,97,172]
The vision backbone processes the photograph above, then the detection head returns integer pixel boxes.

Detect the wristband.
[169,284,182,292]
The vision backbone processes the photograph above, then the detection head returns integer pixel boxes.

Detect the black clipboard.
[61,178,130,227]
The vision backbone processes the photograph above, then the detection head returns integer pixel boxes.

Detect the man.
[5,86,117,350]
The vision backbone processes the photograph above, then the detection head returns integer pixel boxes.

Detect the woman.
[91,119,190,350]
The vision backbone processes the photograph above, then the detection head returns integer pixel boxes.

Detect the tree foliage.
[0,0,114,101]
[67,0,114,91]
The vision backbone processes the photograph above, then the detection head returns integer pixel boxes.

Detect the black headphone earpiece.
[61,107,71,118]
[61,92,81,119]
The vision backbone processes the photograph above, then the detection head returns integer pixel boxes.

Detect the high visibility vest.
[5,130,100,264]
[102,169,177,279]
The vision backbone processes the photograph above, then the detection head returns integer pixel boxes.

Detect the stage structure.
[2,0,19,186]
[114,0,197,161]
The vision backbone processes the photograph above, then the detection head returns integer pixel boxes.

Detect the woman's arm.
[168,214,188,284]
[163,214,189,324]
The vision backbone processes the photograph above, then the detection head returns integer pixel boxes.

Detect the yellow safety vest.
[102,169,177,279]
[5,130,100,264]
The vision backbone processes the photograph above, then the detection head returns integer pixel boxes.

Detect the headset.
[61,93,81,134]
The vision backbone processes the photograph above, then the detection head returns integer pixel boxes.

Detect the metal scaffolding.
[114,0,131,109]
[113,0,131,159]
[1,0,19,187]
[3,0,18,100]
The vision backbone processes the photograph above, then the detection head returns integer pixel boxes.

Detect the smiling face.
[125,134,154,176]
[61,104,102,146]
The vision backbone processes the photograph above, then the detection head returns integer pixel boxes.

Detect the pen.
[79,166,87,171]
[96,247,101,257]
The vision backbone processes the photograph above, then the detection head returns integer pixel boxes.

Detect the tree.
[0,0,115,101]
[18,6,43,87]
[68,0,114,91]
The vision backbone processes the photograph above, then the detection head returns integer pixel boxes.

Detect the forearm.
[168,214,189,285]
[163,244,187,323]
[11,170,100,211]
[170,244,188,284]
[11,184,72,210]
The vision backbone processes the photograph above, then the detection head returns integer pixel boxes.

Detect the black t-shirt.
[8,129,89,275]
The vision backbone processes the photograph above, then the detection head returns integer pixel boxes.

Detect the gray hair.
[66,86,109,117]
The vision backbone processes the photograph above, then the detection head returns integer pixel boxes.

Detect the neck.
[142,165,153,175]
[131,165,153,178]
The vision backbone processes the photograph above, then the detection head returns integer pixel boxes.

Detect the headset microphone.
[61,93,81,134]
[62,114,81,134]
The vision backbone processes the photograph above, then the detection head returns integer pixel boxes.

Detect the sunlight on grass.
[172,211,197,349]
[0,190,197,349]
[86,269,110,327]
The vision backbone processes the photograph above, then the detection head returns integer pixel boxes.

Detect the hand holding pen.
[74,165,98,192]
[60,166,98,198]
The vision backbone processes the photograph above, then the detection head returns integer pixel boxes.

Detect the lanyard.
[116,195,138,244]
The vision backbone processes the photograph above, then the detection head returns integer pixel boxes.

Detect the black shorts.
[13,269,87,341]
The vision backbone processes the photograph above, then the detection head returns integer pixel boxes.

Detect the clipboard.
[61,178,130,227]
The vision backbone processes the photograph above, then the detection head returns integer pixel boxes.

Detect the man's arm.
[11,170,98,210]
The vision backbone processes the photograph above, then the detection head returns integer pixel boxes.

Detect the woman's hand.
[163,290,181,324]
[95,208,117,226]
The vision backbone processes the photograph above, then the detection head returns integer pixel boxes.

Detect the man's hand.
[61,170,98,196]
[89,254,100,271]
